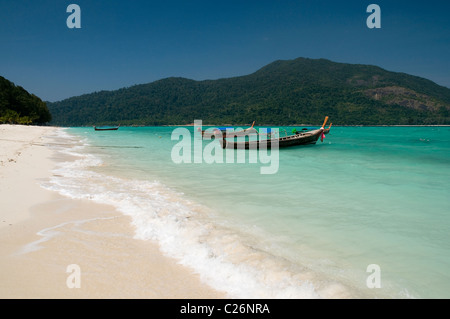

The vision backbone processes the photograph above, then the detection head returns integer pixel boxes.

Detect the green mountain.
[48,57,450,126]
[0,76,52,125]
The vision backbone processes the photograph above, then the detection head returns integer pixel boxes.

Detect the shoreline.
[59,124,450,128]
[0,124,226,298]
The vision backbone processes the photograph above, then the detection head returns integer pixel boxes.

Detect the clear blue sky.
[1,0,449,102]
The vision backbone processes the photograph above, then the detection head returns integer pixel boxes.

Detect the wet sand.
[0,125,226,298]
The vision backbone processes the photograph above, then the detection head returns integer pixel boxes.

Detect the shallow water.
[43,126,450,298]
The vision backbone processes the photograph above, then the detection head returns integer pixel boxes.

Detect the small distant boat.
[199,121,257,138]
[94,124,120,131]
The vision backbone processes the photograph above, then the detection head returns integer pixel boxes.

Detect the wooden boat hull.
[200,126,257,138]
[94,126,119,131]
[220,128,324,149]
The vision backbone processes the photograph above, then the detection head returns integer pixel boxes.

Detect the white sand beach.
[0,124,225,298]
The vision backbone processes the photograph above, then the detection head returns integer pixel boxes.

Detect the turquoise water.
[48,126,450,298]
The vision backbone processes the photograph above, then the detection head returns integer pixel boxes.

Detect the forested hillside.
[48,57,450,126]
[0,76,52,125]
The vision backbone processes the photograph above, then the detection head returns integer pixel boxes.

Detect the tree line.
[47,57,450,126]
[0,76,52,125]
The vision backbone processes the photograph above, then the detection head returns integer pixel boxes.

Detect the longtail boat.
[199,121,257,138]
[292,122,332,135]
[220,117,330,150]
[94,124,120,131]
